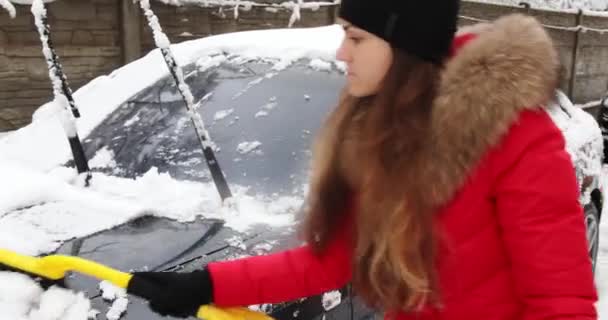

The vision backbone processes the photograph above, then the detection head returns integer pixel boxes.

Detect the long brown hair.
[302,49,443,312]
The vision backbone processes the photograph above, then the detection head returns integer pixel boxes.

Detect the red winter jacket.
[207,14,598,320]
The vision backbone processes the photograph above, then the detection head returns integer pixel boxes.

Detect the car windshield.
[52,57,359,320]
[83,57,346,196]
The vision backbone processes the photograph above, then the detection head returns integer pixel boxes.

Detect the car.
[0,25,603,320]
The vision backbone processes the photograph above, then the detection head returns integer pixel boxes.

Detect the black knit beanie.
[338,0,461,64]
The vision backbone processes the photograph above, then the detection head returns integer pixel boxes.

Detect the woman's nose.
[336,39,350,63]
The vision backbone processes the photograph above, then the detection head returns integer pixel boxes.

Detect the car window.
[82,58,346,195]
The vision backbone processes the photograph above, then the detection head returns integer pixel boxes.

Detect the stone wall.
[143,2,334,53]
[459,1,608,104]
[0,0,121,129]
[1,0,607,131]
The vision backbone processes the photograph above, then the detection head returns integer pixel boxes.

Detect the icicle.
[0,0,16,18]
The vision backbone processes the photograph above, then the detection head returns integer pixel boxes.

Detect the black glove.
[127,269,214,318]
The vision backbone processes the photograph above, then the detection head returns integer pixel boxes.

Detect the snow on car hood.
[0,25,343,255]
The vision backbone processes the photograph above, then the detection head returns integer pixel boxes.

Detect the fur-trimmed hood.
[424,13,560,205]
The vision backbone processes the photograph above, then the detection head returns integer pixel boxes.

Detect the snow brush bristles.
[0,248,274,320]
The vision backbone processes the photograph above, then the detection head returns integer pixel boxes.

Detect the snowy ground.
[0,131,13,139]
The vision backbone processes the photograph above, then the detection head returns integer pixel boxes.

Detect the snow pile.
[236,141,262,154]
[198,54,228,73]
[214,108,235,121]
[99,281,129,320]
[473,0,608,11]
[194,26,343,73]
[0,272,93,320]
[0,159,299,256]
[0,131,13,140]
[547,91,604,205]
[89,147,117,169]
[321,290,342,311]
[309,58,333,72]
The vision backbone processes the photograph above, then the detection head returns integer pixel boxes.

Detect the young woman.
[127,1,599,319]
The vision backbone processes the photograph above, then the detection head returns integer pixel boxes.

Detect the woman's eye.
[350,36,362,44]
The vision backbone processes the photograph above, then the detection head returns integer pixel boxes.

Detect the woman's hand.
[127,269,213,318]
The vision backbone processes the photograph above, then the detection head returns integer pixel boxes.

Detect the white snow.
[88,147,117,169]
[213,108,235,121]
[0,271,92,320]
[99,281,129,320]
[226,235,247,250]
[321,290,341,311]
[309,58,332,72]
[105,297,128,320]
[254,99,278,118]
[251,241,275,255]
[29,287,91,320]
[0,0,16,18]
[236,141,262,154]
[197,54,228,72]
[254,110,269,118]
[31,1,66,100]
[123,114,140,127]
[0,161,298,255]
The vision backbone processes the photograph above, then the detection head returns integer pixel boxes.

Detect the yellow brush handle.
[0,248,273,320]
[197,305,275,320]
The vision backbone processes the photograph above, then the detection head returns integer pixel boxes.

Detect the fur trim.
[426,14,560,204]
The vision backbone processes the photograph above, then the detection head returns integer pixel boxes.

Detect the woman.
[127,1,599,319]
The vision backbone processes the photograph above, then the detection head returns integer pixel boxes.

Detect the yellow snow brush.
[0,248,273,320]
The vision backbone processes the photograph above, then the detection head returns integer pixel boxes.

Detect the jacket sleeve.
[493,110,598,320]
[207,214,354,307]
